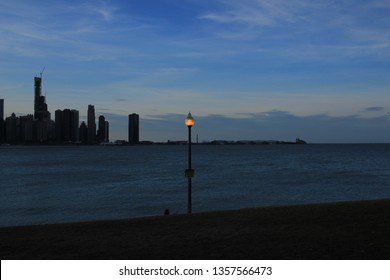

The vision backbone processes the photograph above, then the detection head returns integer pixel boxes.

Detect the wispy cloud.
[0,1,150,60]
[197,0,390,58]
[370,0,390,8]
[364,106,385,112]
[199,0,312,26]
[90,2,118,21]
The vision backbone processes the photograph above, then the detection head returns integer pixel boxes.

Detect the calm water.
[1,144,390,227]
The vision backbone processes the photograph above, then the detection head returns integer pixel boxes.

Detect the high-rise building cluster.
[0,75,140,144]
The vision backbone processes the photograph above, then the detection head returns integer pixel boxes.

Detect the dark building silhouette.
[97,115,109,143]
[87,105,96,144]
[70,110,79,142]
[63,109,71,141]
[128,113,139,144]
[55,110,63,141]
[34,76,50,121]
[79,121,88,144]
[34,118,54,142]
[4,113,34,143]
[5,113,18,142]
[19,115,33,142]
[55,109,79,142]
[105,120,109,142]
[0,99,3,120]
[32,74,54,142]
[2,76,113,144]
[0,99,4,141]
[97,115,104,142]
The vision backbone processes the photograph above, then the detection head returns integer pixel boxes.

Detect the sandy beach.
[1,199,389,259]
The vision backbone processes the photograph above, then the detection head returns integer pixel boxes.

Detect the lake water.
[1,144,390,227]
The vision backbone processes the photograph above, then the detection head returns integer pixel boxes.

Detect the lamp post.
[185,112,195,214]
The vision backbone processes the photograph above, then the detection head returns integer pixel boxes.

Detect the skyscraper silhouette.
[34,76,50,121]
[55,109,63,141]
[0,99,4,141]
[55,109,79,142]
[87,105,96,144]
[97,115,109,143]
[70,110,79,142]
[79,121,88,144]
[33,73,54,142]
[128,113,139,144]
[0,99,3,121]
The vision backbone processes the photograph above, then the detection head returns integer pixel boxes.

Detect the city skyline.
[1,0,390,143]
[1,73,117,144]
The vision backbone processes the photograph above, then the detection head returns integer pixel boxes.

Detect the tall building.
[70,110,79,142]
[5,113,18,142]
[97,115,105,143]
[63,109,71,141]
[34,76,50,121]
[35,119,52,142]
[105,121,109,142]
[0,99,3,121]
[33,75,52,142]
[55,110,63,141]
[19,115,33,142]
[55,109,79,143]
[79,121,88,144]
[7,113,38,143]
[0,99,4,141]
[97,115,109,143]
[128,113,139,144]
[87,105,96,144]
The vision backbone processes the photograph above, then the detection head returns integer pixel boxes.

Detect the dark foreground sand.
[1,199,390,260]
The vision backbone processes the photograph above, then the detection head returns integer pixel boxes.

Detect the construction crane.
[40,66,45,78]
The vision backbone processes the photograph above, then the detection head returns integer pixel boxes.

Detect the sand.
[1,199,390,260]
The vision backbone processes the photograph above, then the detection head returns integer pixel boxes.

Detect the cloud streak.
[364,107,385,112]
[0,0,151,61]
[198,0,390,58]
[199,0,323,28]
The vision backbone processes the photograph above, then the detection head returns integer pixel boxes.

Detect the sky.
[1,0,390,143]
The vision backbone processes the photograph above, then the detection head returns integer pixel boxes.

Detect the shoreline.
[1,198,389,229]
[1,199,390,259]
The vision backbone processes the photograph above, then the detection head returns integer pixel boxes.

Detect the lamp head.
[185,112,195,127]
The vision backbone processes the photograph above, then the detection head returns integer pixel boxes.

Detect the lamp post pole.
[185,112,195,214]
[187,124,192,214]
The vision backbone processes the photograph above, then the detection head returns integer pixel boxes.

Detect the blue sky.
[1,0,390,143]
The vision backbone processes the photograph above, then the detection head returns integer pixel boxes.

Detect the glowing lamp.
[185,112,195,127]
